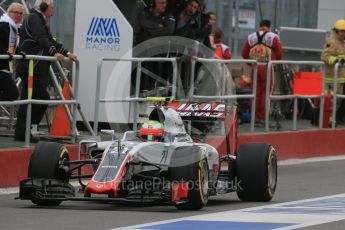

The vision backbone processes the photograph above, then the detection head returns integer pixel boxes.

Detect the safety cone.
[50,81,71,136]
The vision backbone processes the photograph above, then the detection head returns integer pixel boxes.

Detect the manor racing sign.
[86,17,121,52]
[168,102,226,119]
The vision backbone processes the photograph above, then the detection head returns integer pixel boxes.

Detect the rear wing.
[167,102,227,120]
[168,101,237,156]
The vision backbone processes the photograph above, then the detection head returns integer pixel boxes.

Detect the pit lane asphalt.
[1,159,345,230]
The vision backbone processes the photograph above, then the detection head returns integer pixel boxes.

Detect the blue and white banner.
[73,0,133,123]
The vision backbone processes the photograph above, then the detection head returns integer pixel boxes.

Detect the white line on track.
[278,155,345,166]
[113,193,345,230]
[0,187,18,195]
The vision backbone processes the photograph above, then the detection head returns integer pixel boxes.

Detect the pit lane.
[0,157,345,230]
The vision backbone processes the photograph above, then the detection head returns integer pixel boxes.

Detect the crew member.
[321,19,345,123]
[241,19,283,124]
[0,3,23,101]
[14,0,77,142]
[213,28,231,60]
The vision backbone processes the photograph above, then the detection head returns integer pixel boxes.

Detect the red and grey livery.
[18,99,277,210]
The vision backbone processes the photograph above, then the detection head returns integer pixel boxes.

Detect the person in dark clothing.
[203,11,216,48]
[174,0,211,41]
[173,0,212,95]
[135,0,175,45]
[0,3,23,101]
[14,0,77,142]
[134,0,175,92]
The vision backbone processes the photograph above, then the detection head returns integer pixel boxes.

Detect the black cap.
[260,19,271,28]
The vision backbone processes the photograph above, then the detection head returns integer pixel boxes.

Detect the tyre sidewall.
[169,146,209,210]
[236,142,277,201]
[28,141,70,180]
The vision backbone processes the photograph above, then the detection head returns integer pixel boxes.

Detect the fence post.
[133,62,142,131]
[251,62,258,132]
[24,60,34,146]
[293,96,298,130]
[189,59,196,100]
[71,61,80,143]
[24,103,32,147]
[94,59,103,134]
[265,62,272,131]
[172,59,178,99]
[28,60,34,100]
[332,62,340,128]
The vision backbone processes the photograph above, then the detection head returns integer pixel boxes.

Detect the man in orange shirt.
[213,28,231,60]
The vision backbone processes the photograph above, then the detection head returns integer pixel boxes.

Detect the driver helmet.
[140,120,164,142]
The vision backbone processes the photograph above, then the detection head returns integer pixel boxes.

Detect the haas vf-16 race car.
[18,98,277,210]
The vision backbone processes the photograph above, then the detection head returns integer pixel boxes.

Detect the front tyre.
[236,142,277,202]
[169,147,209,210]
[28,141,71,206]
[176,157,209,210]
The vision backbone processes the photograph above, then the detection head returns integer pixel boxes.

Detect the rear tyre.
[169,147,209,210]
[28,141,70,206]
[236,142,277,202]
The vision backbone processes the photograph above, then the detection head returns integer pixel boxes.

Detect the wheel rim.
[58,148,70,181]
[59,148,69,165]
[267,150,277,192]
[200,160,209,196]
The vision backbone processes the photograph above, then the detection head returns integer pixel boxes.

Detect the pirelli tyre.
[28,141,70,206]
[236,142,277,202]
[169,146,209,210]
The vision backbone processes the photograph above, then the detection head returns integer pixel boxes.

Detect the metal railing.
[332,62,345,128]
[94,57,178,133]
[49,62,95,136]
[0,54,80,147]
[189,58,258,132]
[0,77,21,131]
[265,60,326,131]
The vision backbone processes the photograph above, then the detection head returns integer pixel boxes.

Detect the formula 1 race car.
[18,98,277,210]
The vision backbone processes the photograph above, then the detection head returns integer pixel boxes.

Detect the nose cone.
[84,180,119,197]
[83,153,132,197]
